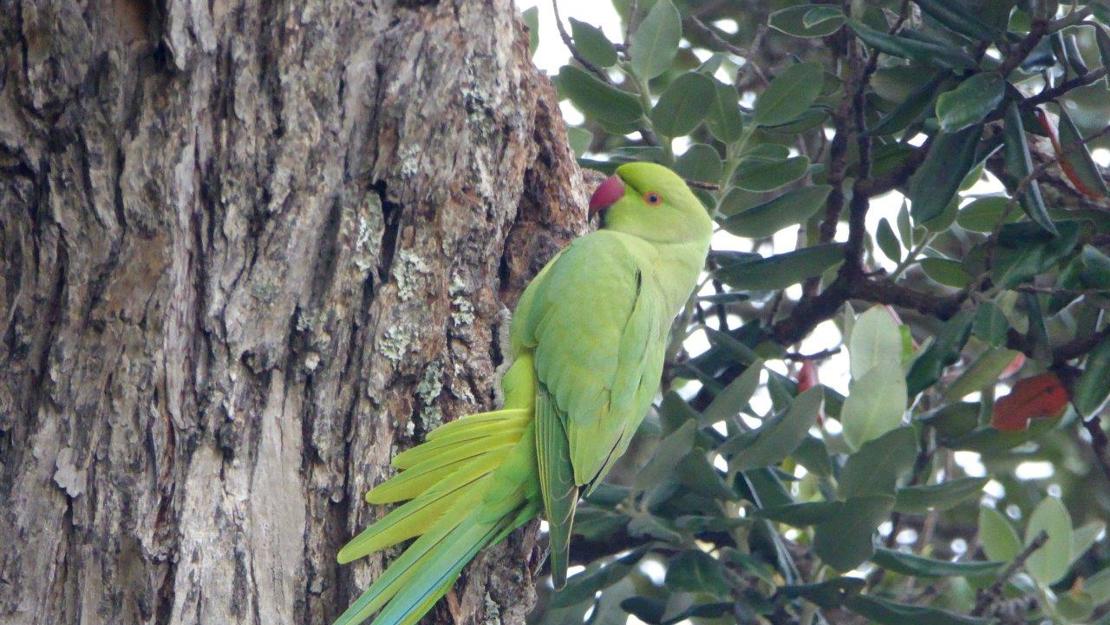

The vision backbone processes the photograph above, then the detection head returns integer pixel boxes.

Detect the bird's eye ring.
[643,191,662,206]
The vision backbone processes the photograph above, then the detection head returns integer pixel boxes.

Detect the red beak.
[589,175,625,216]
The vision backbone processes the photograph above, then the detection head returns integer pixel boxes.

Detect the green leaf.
[935,73,1006,133]
[919,402,980,442]
[906,310,974,397]
[921,257,972,288]
[876,218,902,263]
[1073,333,1110,418]
[956,196,1020,232]
[802,6,842,28]
[716,244,844,290]
[706,80,744,142]
[909,125,983,224]
[558,66,643,129]
[991,220,1081,289]
[720,185,832,238]
[551,549,646,607]
[620,596,666,625]
[701,360,763,425]
[629,0,681,80]
[945,349,1020,401]
[895,477,988,513]
[840,427,917,498]
[674,143,723,183]
[921,198,959,234]
[1056,104,1108,198]
[634,420,696,491]
[769,5,846,38]
[567,127,593,157]
[847,21,977,70]
[727,386,824,470]
[676,454,735,500]
[651,72,717,137]
[842,369,908,451]
[1025,497,1074,586]
[1003,101,1056,235]
[753,62,825,127]
[979,506,1022,562]
[627,514,683,544]
[782,577,865,609]
[872,548,1004,578]
[868,72,949,137]
[1071,521,1106,565]
[913,0,1004,42]
[844,594,992,625]
[569,18,618,67]
[815,496,895,570]
[793,435,833,478]
[666,551,731,597]
[522,7,539,57]
[756,500,841,526]
[1087,565,1110,605]
[733,155,810,192]
[972,301,1010,347]
[849,305,905,381]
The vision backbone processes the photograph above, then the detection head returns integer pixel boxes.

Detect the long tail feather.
[337,367,540,625]
[365,437,517,504]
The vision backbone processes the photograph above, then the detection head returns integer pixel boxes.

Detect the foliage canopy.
[523,1,1110,623]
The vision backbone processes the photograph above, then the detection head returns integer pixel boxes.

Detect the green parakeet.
[335,162,713,625]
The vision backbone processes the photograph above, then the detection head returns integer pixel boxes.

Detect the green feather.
[392,420,527,470]
[424,409,528,441]
[534,386,578,589]
[365,435,518,504]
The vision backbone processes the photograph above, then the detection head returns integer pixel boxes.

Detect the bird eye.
[643,191,662,206]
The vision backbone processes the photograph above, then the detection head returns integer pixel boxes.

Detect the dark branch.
[972,530,1050,617]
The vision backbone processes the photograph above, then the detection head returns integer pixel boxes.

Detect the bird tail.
[335,359,541,625]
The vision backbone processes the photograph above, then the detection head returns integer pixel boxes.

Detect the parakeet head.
[588,162,713,244]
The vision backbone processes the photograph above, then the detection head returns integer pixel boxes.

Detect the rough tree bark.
[0,2,587,624]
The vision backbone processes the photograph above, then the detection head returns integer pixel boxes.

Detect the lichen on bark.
[0,1,586,624]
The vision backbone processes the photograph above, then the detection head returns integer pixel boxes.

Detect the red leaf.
[795,361,822,424]
[797,361,817,392]
[1035,109,1102,200]
[991,372,1069,432]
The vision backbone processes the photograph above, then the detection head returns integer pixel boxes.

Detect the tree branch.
[972,530,1049,617]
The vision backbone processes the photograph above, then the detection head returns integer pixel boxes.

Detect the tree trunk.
[0,2,586,624]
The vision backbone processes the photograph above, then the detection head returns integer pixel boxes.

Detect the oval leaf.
[629,0,681,80]
[720,185,832,238]
[979,506,1021,562]
[1025,497,1074,586]
[769,4,847,38]
[733,155,810,192]
[716,243,844,290]
[558,65,644,128]
[754,62,825,127]
[849,306,904,381]
[569,18,618,67]
[909,125,983,224]
[651,72,717,137]
[935,73,1005,133]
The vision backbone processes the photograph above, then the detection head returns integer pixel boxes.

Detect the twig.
[684,15,768,84]
[685,179,721,191]
[624,0,638,51]
[782,347,841,362]
[972,530,1049,617]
